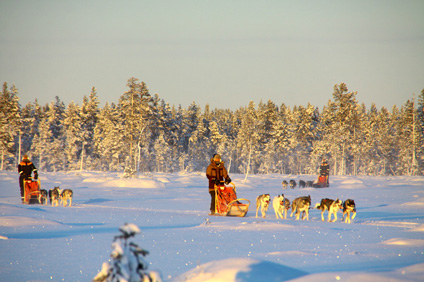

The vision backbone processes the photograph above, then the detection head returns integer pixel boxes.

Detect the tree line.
[1,78,423,176]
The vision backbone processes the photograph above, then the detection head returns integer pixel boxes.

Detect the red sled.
[313,175,329,188]
[23,179,47,204]
[214,182,250,217]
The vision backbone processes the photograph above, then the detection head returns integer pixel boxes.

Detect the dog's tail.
[313,203,321,209]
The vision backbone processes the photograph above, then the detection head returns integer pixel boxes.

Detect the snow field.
[0,171,423,281]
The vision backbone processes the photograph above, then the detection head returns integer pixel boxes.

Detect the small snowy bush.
[93,223,161,282]
[122,166,137,179]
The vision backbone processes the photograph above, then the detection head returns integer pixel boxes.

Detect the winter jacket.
[18,160,38,180]
[206,158,229,191]
[320,161,330,176]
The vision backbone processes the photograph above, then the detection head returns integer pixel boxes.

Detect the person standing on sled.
[18,154,38,203]
[206,154,231,215]
[319,158,330,187]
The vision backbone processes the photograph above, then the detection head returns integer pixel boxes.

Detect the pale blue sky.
[1,0,423,110]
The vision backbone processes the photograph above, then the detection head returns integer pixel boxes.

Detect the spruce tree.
[93,223,161,282]
[0,82,21,169]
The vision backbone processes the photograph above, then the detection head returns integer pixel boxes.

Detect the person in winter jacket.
[18,154,38,203]
[319,158,330,187]
[206,154,231,215]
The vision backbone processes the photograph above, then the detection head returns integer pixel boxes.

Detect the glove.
[225,177,231,184]
[214,178,221,185]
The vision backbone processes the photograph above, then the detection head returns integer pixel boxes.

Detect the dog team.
[282,179,317,189]
[255,193,356,223]
[37,186,73,207]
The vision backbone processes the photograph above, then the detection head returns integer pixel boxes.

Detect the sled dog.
[290,195,311,220]
[39,189,48,205]
[306,181,313,188]
[282,180,288,189]
[342,199,356,223]
[61,189,73,207]
[314,198,343,222]
[49,186,61,207]
[256,194,270,218]
[289,180,297,189]
[299,180,306,188]
[273,194,290,219]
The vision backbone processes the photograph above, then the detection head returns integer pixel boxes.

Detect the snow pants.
[209,191,216,214]
[19,175,25,201]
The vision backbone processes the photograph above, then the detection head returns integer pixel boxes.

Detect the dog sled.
[313,175,328,188]
[23,178,47,204]
[214,182,250,217]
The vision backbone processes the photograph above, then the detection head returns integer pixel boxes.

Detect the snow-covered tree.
[93,223,161,282]
[397,99,419,175]
[93,103,123,171]
[80,87,100,170]
[256,100,279,174]
[118,78,153,174]
[63,101,82,170]
[0,82,21,169]
[417,89,424,174]
[236,101,259,179]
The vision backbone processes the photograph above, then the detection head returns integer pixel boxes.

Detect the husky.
[314,198,343,222]
[289,180,297,189]
[282,180,288,189]
[342,199,356,223]
[299,180,306,188]
[272,194,290,219]
[306,181,313,188]
[61,189,73,207]
[39,189,48,205]
[290,195,311,220]
[255,194,270,218]
[49,186,61,207]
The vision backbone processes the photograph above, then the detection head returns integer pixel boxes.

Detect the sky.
[1,0,423,110]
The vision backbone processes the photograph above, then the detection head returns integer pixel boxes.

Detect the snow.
[0,171,423,282]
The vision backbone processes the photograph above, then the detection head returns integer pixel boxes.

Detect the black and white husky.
[49,186,61,207]
[314,198,343,222]
[342,199,356,223]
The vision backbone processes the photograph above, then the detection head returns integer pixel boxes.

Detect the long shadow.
[358,211,424,221]
[83,198,112,204]
[4,222,200,240]
[5,226,118,239]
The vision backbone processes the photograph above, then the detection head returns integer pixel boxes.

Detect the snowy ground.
[0,171,423,282]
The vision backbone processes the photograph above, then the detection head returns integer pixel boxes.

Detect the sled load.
[313,175,328,188]
[214,182,250,217]
[23,178,47,204]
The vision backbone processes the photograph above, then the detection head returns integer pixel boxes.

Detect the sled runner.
[214,182,250,217]
[23,178,46,204]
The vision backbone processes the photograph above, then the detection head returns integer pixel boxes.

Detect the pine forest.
[1,78,423,176]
